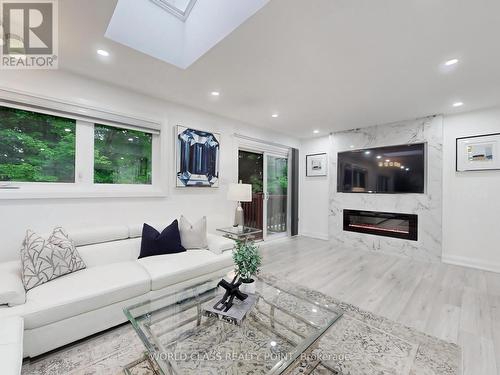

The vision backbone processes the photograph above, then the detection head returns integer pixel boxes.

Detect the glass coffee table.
[124,276,343,375]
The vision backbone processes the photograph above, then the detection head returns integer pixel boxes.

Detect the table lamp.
[227,182,252,229]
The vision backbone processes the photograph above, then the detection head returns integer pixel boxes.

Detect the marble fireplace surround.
[329,116,443,262]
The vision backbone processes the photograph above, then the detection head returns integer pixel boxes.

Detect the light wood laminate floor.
[260,236,500,375]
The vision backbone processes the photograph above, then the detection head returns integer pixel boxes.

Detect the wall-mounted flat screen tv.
[337,143,425,193]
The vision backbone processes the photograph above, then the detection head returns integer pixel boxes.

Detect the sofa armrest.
[206,234,234,255]
[0,261,26,307]
[0,316,24,375]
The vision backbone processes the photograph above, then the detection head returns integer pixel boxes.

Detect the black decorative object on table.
[213,275,248,312]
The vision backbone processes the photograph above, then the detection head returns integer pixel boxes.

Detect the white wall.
[442,107,500,272]
[299,136,330,240]
[0,70,299,262]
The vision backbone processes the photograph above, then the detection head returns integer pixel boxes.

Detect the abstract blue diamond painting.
[176,126,220,187]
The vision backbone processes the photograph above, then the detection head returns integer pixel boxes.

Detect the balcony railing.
[242,193,263,233]
[267,194,287,234]
[242,193,287,238]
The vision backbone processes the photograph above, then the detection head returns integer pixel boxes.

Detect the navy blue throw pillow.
[139,221,186,259]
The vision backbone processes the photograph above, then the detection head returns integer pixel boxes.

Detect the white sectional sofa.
[0,317,23,375]
[0,221,234,365]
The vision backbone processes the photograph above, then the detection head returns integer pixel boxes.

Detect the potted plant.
[232,239,262,294]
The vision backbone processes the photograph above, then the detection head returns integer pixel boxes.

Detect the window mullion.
[152,134,161,187]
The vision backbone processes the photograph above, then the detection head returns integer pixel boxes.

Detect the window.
[0,106,76,183]
[0,95,162,199]
[94,124,152,185]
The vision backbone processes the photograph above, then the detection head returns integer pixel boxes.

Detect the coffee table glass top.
[217,226,262,239]
[217,226,261,234]
[124,277,343,375]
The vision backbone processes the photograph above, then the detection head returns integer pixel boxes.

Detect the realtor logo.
[1,0,58,69]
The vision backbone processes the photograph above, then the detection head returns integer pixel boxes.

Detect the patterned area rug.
[22,274,461,375]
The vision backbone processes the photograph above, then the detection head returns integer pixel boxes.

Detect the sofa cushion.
[77,238,141,268]
[138,250,233,291]
[139,221,185,259]
[179,216,208,249]
[21,261,150,329]
[0,261,25,307]
[206,234,234,255]
[66,225,129,247]
[0,316,23,375]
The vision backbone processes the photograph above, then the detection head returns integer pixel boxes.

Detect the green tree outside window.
[94,124,152,184]
[0,106,76,183]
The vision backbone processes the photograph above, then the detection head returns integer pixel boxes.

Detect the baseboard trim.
[442,254,500,274]
[299,232,329,241]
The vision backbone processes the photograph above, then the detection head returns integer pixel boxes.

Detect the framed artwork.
[456,133,500,171]
[176,125,220,187]
[306,153,328,176]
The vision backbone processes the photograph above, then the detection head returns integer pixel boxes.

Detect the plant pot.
[239,278,255,295]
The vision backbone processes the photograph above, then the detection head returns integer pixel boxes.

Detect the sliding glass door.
[238,150,264,240]
[264,154,288,239]
[238,149,289,240]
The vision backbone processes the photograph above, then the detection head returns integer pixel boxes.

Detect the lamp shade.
[227,183,252,202]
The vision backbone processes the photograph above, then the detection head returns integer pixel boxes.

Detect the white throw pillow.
[20,228,86,291]
[179,216,208,249]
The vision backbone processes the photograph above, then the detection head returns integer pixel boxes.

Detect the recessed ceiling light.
[210,91,220,96]
[271,113,279,118]
[313,130,319,134]
[452,101,464,107]
[97,49,110,57]
[376,155,382,159]
[444,58,459,66]
[406,168,410,171]
[364,150,371,155]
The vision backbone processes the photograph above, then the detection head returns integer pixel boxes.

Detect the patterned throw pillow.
[48,227,86,272]
[20,228,86,291]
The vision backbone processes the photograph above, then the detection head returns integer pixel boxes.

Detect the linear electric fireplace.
[343,209,418,241]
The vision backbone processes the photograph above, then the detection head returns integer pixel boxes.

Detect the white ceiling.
[59,0,500,138]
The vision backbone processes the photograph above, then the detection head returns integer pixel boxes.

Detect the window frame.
[149,0,198,21]
[0,92,165,199]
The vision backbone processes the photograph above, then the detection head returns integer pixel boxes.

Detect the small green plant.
[233,240,262,282]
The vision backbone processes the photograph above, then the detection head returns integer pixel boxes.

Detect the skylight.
[106,0,271,69]
[150,0,197,21]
